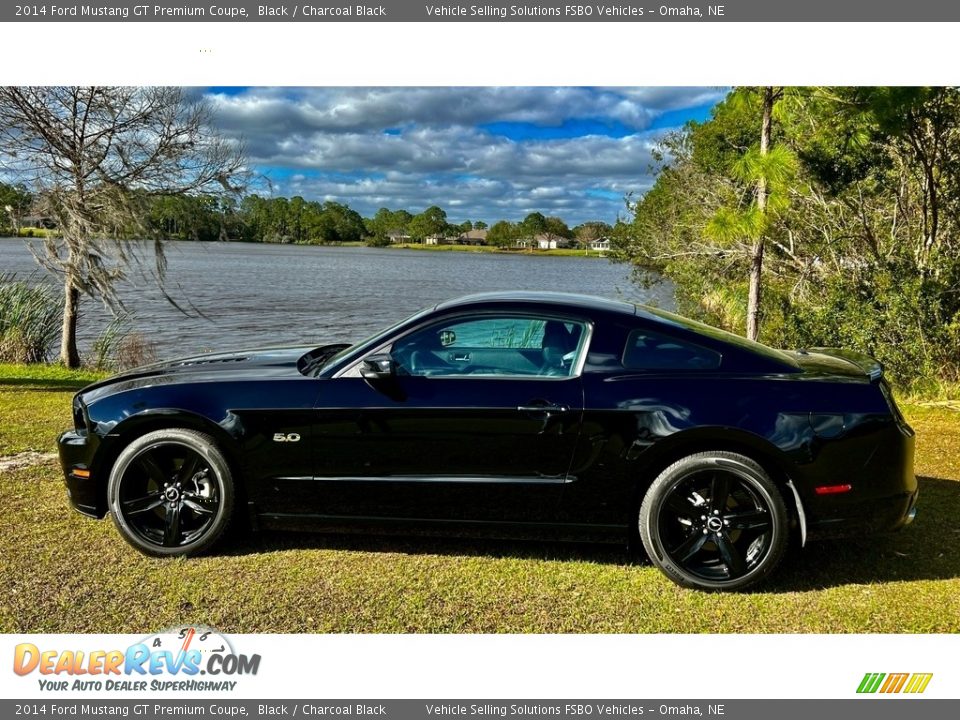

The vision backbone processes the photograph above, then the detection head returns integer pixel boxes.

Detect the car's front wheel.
[639,451,789,591]
[107,429,234,557]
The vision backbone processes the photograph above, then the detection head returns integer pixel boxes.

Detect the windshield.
[306,304,436,376]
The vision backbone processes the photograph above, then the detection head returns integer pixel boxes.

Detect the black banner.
[4,701,960,720]
[5,1,960,22]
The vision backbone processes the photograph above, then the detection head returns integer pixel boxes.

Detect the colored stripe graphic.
[857,673,885,693]
[857,672,932,694]
[903,673,933,694]
[880,673,909,693]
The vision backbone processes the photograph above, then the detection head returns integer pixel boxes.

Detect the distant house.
[387,231,411,244]
[535,233,564,250]
[590,237,611,252]
[457,229,488,245]
[424,234,445,245]
[516,234,560,250]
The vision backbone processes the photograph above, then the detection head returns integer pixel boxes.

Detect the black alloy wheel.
[107,429,234,557]
[639,451,789,591]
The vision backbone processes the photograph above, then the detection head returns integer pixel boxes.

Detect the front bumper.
[58,429,106,518]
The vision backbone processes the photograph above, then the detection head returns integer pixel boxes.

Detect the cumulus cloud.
[206,86,724,225]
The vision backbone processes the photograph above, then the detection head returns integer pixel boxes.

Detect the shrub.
[89,314,158,371]
[0,275,62,363]
[114,332,158,370]
[761,269,960,389]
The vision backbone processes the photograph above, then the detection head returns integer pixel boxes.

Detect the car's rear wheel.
[107,429,234,557]
[639,451,789,591]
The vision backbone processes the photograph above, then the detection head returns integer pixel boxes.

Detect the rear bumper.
[804,418,917,541]
[58,429,106,519]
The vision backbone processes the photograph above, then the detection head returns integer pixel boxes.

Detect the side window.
[622,328,721,371]
[391,316,587,378]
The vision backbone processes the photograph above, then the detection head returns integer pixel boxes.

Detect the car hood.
[79,345,317,403]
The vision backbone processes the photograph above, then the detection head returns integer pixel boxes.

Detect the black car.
[58,292,917,590]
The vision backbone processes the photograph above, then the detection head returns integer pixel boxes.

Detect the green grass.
[2,363,959,633]
[15,228,58,239]
[391,243,607,258]
[0,364,106,455]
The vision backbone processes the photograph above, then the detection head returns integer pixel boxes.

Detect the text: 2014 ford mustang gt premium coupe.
[58,292,917,590]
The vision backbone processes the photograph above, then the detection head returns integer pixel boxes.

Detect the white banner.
[4,633,955,699]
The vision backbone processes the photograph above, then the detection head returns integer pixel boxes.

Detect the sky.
[205,87,727,227]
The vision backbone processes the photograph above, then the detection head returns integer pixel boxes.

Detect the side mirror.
[360,353,395,380]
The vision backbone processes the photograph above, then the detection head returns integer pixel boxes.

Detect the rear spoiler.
[808,347,884,382]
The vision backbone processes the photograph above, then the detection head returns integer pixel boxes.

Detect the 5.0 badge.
[272,433,300,442]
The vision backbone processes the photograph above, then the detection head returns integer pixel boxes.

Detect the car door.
[303,313,590,524]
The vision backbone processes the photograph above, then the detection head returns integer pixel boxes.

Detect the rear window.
[622,329,721,371]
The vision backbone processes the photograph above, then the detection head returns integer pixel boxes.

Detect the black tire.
[107,429,235,557]
[639,451,789,591]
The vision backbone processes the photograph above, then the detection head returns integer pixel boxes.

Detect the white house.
[535,233,561,250]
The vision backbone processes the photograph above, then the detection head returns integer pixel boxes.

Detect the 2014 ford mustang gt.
[58,291,917,590]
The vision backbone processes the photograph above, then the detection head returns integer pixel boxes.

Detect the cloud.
[206,86,725,225]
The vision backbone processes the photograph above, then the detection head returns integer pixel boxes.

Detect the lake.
[0,239,673,360]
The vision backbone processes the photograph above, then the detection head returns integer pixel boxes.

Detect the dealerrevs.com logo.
[13,626,260,692]
[857,672,933,694]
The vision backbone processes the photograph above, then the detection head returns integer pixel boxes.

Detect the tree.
[544,216,573,240]
[614,86,960,385]
[574,221,612,248]
[408,205,448,242]
[288,196,307,244]
[366,207,414,245]
[148,195,223,242]
[486,220,518,247]
[311,201,365,243]
[703,87,793,340]
[747,87,776,340]
[366,207,395,244]
[519,211,548,239]
[855,87,960,271]
[239,194,271,242]
[474,220,488,230]
[0,182,32,235]
[702,87,780,340]
[0,87,245,367]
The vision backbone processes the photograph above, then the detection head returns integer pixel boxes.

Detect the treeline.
[612,86,960,387]
[3,183,610,249]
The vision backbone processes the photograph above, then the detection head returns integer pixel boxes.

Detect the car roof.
[434,291,639,316]
[434,291,799,370]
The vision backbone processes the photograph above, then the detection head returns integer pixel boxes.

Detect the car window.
[391,315,587,378]
[622,328,721,371]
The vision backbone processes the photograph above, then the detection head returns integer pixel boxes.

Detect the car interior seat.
[540,321,576,376]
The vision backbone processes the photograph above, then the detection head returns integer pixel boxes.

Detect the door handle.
[452,353,471,362]
[517,403,570,414]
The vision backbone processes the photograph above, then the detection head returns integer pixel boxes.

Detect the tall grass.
[90,313,158,371]
[0,274,61,363]
[89,313,129,370]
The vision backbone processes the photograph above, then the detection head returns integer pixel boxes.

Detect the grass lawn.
[2,363,959,633]
[390,243,607,258]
